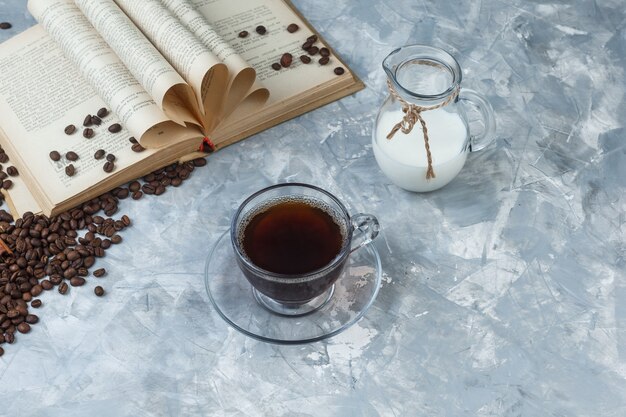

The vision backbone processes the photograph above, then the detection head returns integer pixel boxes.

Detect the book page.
[114,0,229,132]
[27,0,173,146]
[0,25,201,214]
[73,0,201,129]
[161,0,268,117]
[193,0,339,103]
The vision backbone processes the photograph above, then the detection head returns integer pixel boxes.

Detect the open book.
[0,0,363,217]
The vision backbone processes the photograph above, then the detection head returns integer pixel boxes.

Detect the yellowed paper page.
[193,0,338,103]
[73,0,201,128]
[114,0,229,132]
[0,26,200,214]
[27,0,172,145]
[162,0,268,117]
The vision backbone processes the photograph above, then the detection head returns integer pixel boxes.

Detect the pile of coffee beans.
[0,156,208,356]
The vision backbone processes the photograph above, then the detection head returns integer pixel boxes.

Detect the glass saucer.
[204,230,382,345]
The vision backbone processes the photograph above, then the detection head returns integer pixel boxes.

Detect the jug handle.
[458,89,496,152]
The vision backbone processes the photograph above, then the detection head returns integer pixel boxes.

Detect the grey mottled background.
[0,0,625,416]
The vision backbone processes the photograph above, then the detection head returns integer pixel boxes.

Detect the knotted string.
[386,78,459,180]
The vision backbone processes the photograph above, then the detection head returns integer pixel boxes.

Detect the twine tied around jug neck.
[386,78,459,180]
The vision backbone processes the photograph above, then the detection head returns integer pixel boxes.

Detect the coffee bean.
[6,166,18,176]
[307,35,318,43]
[2,180,12,190]
[83,114,93,127]
[64,267,77,279]
[271,63,281,71]
[64,125,76,135]
[128,181,140,192]
[17,322,30,334]
[238,30,248,38]
[307,46,319,56]
[94,149,105,160]
[108,123,122,133]
[92,267,106,278]
[300,55,311,64]
[117,188,129,199]
[334,67,345,75]
[142,184,155,195]
[103,161,115,173]
[49,150,61,161]
[132,190,143,200]
[5,333,14,344]
[106,154,116,162]
[84,256,95,268]
[302,40,313,50]
[131,143,145,152]
[0,346,3,356]
[90,115,102,126]
[0,22,12,30]
[111,235,122,244]
[65,164,75,177]
[319,47,330,57]
[41,280,53,290]
[94,286,105,297]
[319,56,330,65]
[30,285,43,297]
[129,137,138,144]
[255,25,267,35]
[25,314,38,324]
[83,128,94,139]
[193,158,207,167]
[66,151,79,161]
[31,299,42,308]
[58,282,68,295]
[280,53,293,68]
[97,107,108,118]
[287,23,299,33]
[70,277,85,287]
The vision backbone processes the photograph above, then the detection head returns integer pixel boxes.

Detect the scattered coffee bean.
[307,35,318,43]
[106,153,116,162]
[302,40,313,50]
[129,137,138,144]
[334,67,345,75]
[25,314,38,324]
[49,150,61,161]
[287,23,299,33]
[83,114,93,127]
[280,53,293,68]
[0,22,12,30]
[6,166,18,176]
[131,143,145,153]
[108,123,122,133]
[94,149,106,160]
[97,107,108,118]
[90,115,102,126]
[94,286,105,297]
[319,47,330,57]
[70,277,86,287]
[132,190,143,200]
[83,128,95,139]
[65,164,75,177]
[128,181,141,192]
[93,268,106,278]
[17,322,30,334]
[64,124,76,135]
[31,300,42,308]
[193,157,207,167]
[103,161,115,173]
[66,151,79,161]
[58,282,69,295]
[300,55,312,64]
[307,46,319,56]
[255,25,267,35]
[271,63,281,71]
[2,180,12,190]
[238,30,248,38]
[319,56,330,65]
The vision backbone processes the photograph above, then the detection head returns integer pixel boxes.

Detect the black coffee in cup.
[240,197,346,274]
[235,195,349,302]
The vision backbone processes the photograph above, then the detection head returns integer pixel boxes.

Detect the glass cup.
[230,183,380,316]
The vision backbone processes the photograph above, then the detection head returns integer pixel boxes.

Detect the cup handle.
[458,88,496,152]
[350,213,380,254]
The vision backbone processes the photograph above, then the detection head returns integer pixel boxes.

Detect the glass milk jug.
[373,44,496,192]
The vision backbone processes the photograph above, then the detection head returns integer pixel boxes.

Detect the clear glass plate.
[204,230,382,344]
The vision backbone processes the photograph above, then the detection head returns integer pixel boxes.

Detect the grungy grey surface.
[0,0,625,416]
